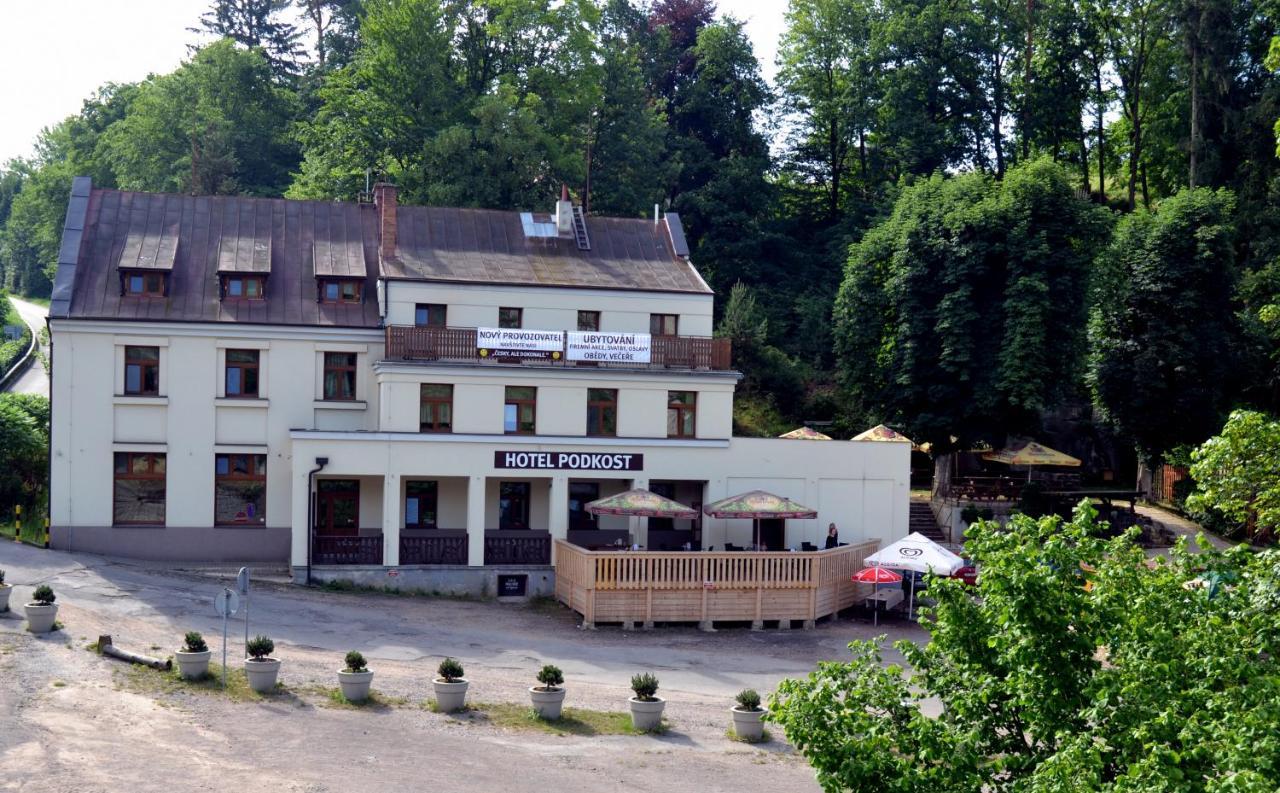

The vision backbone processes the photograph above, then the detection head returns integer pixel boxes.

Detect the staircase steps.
[909,499,947,543]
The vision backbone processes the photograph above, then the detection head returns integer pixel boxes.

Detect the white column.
[466,476,487,567]
[630,477,649,548]
[382,473,400,566]
[548,476,568,564]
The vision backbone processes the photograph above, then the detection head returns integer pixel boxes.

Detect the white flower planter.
[338,669,374,702]
[244,657,281,693]
[629,697,666,732]
[529,686,566,720]
[0,585,11,613]
[175,649,212,680]
[730,707,765,741]
[24,602,58,633]
[433,678,469,712]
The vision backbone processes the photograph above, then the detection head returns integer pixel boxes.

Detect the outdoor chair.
[725,543,741,551]
[801,542,818,552]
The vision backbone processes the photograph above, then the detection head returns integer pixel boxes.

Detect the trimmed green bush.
[246,635,274,660]
[183,631,208,653]
[343,650,367,672]
[32,584,55,605]
[735,689,762,711]
[631,672,660,701]
[536,663,563,690]
[437,657,464,682]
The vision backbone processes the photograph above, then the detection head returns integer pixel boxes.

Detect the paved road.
[2,296,48,397]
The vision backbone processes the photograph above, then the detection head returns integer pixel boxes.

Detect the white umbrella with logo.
[864,532,965,618]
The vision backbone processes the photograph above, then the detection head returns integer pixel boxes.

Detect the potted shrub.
[433,657,468,712]
[730,688,765,741]
[175,631,211,680]
[628,672,665,732]
[25,584,58,633]
[529,663,566,720]
[243,635,281,693]
[0,569,10,613]
[338,650,373,702]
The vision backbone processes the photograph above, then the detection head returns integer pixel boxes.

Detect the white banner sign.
[477,327,564,359]
[566,331,652,363]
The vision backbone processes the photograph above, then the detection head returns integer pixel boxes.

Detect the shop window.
[499,482,531,529]
[498,307,523,328]
[113,452,166,525]
[504,386,536,434]
[586,389,617,437]
[650,313,678,336]
[667,391,696,438]
[405,480,438,528]
[569,482,600,530]
[322,352,357,400]
[577,310,600,331]
[124,346,160,396]
[316,479,359,535]
[414,303,447,327]
[215,454,266,525]
[124,271,166,297]
[224,349,260,398]
[419,384,453,432]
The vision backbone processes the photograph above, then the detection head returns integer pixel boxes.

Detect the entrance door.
[758,519,785,551]
[316,480,359,536]
[568,482,599,530]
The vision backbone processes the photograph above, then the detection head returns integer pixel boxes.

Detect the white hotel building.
[47,178,908,595]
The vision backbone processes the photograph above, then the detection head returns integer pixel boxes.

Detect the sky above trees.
[0,0,783,164]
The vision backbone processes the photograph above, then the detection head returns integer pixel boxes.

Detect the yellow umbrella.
[983,441,1080,481]
[778,426,832,440]
[851,424,914,444]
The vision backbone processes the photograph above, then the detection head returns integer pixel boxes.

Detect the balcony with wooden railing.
[384,326,732,371]
[400,530,469,565]
[554,538,880,629]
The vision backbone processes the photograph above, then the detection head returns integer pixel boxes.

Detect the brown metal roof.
[55,185,709,328]
[383,205,710,294]
[64,189,381,327]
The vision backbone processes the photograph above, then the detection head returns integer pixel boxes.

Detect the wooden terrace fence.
[554,539,880,629]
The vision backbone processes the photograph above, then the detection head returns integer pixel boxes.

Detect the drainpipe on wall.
[306,457,328,586]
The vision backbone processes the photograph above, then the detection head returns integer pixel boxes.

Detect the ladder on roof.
[571,205,591,251]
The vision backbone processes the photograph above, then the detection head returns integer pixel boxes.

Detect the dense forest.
[1,0,1279,469]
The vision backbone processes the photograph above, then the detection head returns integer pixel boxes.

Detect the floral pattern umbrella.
[703,490,818,520]
[586,489,698,519]
[851,424,914,444]
[982,441,1080,467]
[778,426,833,440]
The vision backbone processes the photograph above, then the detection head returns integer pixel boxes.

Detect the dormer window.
[124,271,167,297]
[320,279,363,304]
[222,275,266,301]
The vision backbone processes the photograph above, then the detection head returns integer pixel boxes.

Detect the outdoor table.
[863,588,904,614]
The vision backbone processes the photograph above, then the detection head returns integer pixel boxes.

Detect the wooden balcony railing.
[384,326,732,371]
[400,531,469,565]
[313,535,383,565]
[484,530,552,565]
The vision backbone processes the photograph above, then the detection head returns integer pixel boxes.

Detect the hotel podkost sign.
[494,451,644,471]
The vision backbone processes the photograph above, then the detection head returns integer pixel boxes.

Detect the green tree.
[192,0,305,79]
[769,503,1280,791]
[1186,409,1280,543]
[1090,187,1237,462]
[0,394,48,509]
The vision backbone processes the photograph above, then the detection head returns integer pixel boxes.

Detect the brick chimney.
[374,182,397,260]
[555,183,574,235]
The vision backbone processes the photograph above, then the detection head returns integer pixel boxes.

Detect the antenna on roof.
[358,168,374,204]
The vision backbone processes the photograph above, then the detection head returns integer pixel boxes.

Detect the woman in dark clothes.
[824,523,839,549]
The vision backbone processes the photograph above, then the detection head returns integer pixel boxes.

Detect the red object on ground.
[852,566,904,584]
[952,566,978,585]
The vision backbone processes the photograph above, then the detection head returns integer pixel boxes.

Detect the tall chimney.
[556,183,574,235]
[374,182,397,260]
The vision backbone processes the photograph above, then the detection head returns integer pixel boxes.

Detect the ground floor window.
[215,454,266,525]
[405,480,438,528]
[316,479,359,535]
[568,482,600,530]
[499,482,531,529]
[113,452,166,525]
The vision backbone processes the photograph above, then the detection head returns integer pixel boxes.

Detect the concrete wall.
[384,281,714,337]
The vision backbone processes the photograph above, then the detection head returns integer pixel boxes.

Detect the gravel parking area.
[0,543,928,792]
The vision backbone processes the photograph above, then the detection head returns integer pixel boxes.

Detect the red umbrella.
[853,567,903,584]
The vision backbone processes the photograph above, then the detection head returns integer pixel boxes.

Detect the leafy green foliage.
[629,672,659,701]
[734,688,761,711]
[536,663,563,690]
[437,657,464,682]
[32,585,55,605]
[246,635,275,660]
[191,0,304,80]
[0,393,48,510]
[769,503,1280,791]
[1090,187,1237,462]
[0,294,31,374]
[183,631,209,653]
[343,649,367,672]
[1186,409,1280,544]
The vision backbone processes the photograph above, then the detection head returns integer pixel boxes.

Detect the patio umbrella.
[853,566,904,626]
[704,490,818,550]
[982,441,1081,481]
[779,426,833,440]
[851,424,914,444]
[865,532,965,618]
[586,488,697,519]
